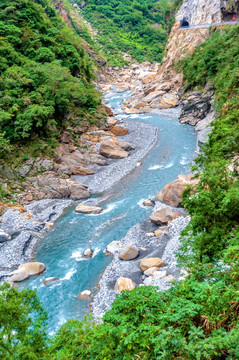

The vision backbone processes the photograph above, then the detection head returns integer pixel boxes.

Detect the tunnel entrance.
[181,19,190,27]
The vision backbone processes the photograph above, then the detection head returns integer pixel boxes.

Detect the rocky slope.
[176,0,222,25]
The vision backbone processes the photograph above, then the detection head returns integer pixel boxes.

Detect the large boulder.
[99,140,129,159]
[119,244,139,261]
[75,205,103,214]
[155,175,199,207]
[8,262,46,282]
[150,208,182,226]
[115,277,136,292]
[140,258,165,272]
[110,124,128,136]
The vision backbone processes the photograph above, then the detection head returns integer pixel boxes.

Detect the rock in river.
[140,258,165,272]
[77,290,92,300]
[150,208,182,226]
[119,244,139,261]
[115,277,136,292]
[75,205,103,214]
[8,262,46,282]
[43,277,59,285]
[83,249,93,258]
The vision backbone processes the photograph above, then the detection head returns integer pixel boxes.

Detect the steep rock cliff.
[176,0,222,25]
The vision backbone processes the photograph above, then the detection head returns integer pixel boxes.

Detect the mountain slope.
[76,0,169,65]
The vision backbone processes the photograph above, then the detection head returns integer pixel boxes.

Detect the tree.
[0,283,49,360]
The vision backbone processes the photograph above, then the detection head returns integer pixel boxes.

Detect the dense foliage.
[0,0,101,157]
[0,283,48,360]
[77,0,169,65]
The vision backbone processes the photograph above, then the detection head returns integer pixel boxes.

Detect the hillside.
[0,0,102,161]
[77,0,169,65]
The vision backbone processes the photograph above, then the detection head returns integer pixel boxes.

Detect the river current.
[21,91,197,334]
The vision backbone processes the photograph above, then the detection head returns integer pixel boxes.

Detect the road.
[181,20,239,29]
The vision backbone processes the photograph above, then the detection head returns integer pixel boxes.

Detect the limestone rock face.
[99,139,129,159]
[8,262,46,282]
[119,244,139,261]
[33,175,90,200]
[150,208,182,226]
[115,277,136,292]
[176,0,222,26]
[75,205,103,214]
[156,175,199,207]
[140,258,165,272]
[179,90,214,126]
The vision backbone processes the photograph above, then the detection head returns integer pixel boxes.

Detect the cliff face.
[124,0,225,114]
[176,0,222,25]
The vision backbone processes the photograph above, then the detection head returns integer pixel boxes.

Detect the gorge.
[0,0,238,359]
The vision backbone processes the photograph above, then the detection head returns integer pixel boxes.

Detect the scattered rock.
[146,232,155,237]
[0,230,11,243]
[154,229,167,237]
[140,258,165,272]
[144,267,159,276]
[143,199,154,207]
[155,175,199,207]
[153,270,167,279]
[43,277,59,285]
[136,162,142,167]
[165,275,175,282]
[77,290,92,299]
[83,249,93,258]
[150,208,182,226]
[8,262,46,282]
[46,222,54,227]
[75,205,103,214]
[99,139,129,159]
[102,104,113,116]
[115,277,136,292]
[115,139,135,151]
[105,241,122,255]
[119,244,139,261]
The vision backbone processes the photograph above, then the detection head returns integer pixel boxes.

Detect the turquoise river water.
[21,91,197,334]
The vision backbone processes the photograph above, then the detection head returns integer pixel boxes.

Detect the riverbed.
[20,90,197,334]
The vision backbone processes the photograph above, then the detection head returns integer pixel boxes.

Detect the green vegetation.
[0,283,48,360]
[77,0,169,66]
[165,0,184,34]
[0,0,102,159]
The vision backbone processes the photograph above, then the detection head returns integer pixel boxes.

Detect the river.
[20,90,197,334]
